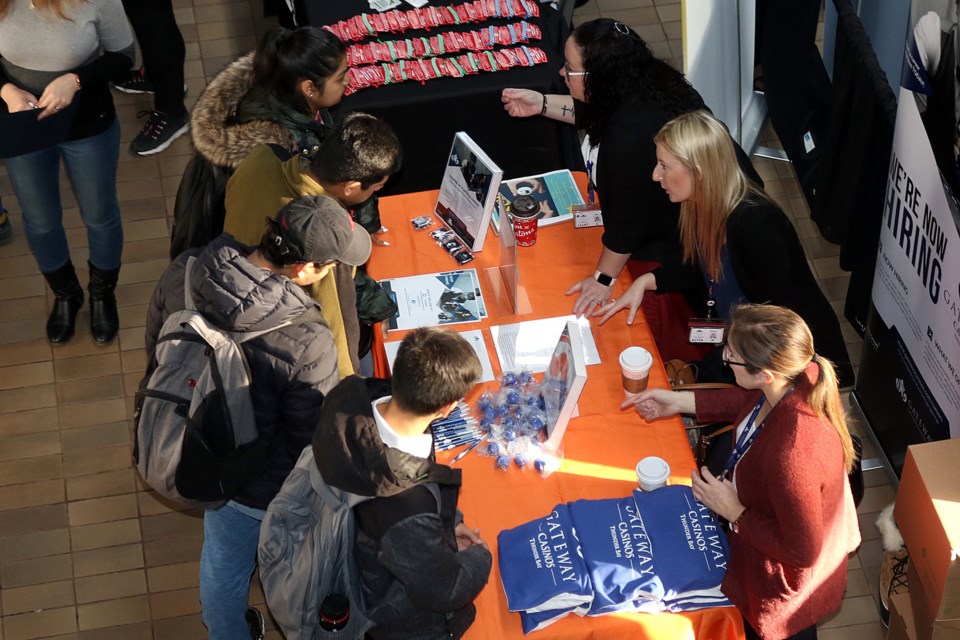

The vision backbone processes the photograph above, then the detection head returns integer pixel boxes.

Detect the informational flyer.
[384,329,496,382]
[380,269,487,331]
[435,132,503,252]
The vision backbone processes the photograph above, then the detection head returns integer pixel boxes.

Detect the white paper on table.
[490,315,600,373]
[384,329,496,383]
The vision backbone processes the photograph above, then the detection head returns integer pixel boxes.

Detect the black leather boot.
[41,261,84,344]
[88,262,120,344]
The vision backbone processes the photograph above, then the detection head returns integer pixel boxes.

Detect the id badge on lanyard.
[688,279,726,344]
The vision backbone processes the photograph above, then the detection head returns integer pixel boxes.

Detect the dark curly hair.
[572,19,702,142]
[253,26,346,115]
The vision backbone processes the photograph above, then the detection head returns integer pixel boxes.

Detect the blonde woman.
[0,0,133,344]
[598,110,854,386]
[627,304,861,640]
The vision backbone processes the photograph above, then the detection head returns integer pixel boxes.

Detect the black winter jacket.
[145,234,340,509]
[313,376,492,640]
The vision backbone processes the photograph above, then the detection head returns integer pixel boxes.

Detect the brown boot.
[876,502,909,628]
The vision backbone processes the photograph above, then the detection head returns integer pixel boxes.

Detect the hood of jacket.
[189,234,320,333]
[313,376,460,498]
[190,52,297,169]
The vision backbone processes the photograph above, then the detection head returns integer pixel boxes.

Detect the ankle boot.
[41,261,84,344]
[88,261,120,344]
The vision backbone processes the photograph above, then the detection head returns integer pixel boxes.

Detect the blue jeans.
[5,119,123,273]
[200,501,265,639]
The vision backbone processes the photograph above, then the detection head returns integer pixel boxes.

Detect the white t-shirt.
[372,396,433,459]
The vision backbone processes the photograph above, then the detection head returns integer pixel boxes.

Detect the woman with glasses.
[626,303,861,640]
[598,110,854,386]
[502,18,758,362]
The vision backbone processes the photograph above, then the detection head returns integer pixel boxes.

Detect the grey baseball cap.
[272,195,372,266]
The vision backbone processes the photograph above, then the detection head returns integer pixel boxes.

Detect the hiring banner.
[855,1,960,474]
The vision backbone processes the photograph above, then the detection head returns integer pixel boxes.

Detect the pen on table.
[450,436,488,464]
[434,417,477,430]
[435,431,482,446]
[435,432,482,446]
[432,419,479,432]
[434,425,481,438]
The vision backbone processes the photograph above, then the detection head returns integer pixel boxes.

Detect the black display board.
[303,0,583,195]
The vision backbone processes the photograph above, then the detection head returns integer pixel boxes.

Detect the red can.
[509,194,540,247]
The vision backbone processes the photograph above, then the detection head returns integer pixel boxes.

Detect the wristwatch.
[594,270,614,287]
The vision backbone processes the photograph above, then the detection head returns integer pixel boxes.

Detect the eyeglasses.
[562,62,589,77]
[721,343,753,368]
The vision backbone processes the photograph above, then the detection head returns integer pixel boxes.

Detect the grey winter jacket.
[145,234,340,510]
[313,376,492,640]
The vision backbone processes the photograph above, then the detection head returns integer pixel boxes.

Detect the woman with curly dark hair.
[503,18,755,362]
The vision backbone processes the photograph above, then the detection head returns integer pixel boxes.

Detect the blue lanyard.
[723,387,795,476]
[723,397,765,476]
[586,160,596,206]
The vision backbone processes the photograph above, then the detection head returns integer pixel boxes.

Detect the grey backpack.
[133,257,293,508]
[258,446,378,640]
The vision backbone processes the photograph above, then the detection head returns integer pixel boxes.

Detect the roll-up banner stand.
[855,0,960,476]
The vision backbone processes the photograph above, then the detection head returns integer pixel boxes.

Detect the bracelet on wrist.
[540,93,547,116]
[732,507,748,530]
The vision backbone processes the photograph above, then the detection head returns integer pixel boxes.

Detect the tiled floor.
[0,0,892,638]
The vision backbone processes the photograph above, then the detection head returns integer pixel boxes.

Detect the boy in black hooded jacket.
[313,328,492,639]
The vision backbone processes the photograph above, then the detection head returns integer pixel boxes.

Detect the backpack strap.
[183,256,198,311]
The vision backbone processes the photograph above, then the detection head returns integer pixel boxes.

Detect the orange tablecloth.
[368,178,745,640]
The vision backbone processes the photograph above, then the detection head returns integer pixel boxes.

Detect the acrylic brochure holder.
[482,205,532,315]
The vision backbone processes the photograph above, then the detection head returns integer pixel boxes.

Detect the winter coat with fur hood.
[170,52,332,259]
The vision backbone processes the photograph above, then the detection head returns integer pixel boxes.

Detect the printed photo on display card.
[435,132,503,252]
[541,320,588,450]
[380,269,487,331]
[491,169,585,234]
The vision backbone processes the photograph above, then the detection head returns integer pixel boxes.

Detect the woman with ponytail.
[626,304,861,640]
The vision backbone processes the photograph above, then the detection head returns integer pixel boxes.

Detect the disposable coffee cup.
[509,194,540,247]
[636,456,670,491]
[619,346,653,399]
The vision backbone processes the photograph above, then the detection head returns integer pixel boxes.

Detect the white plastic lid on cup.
[636,456,671,491]
[619,346,653,375]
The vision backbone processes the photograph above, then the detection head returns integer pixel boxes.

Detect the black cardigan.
[724,197,855,386]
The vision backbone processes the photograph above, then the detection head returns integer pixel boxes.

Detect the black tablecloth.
[304,0,583,195]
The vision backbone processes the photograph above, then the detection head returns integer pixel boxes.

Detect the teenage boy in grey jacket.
[313,328,493,639]
[145,195,371,640]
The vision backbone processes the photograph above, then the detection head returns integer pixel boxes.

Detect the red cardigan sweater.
[694,363,861,639]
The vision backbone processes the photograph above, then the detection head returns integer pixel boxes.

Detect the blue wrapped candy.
[514,452,529,467]
[501,372,519,386]
[496,454,511,470]
[486,442,501,456]
[506,389,522,405]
